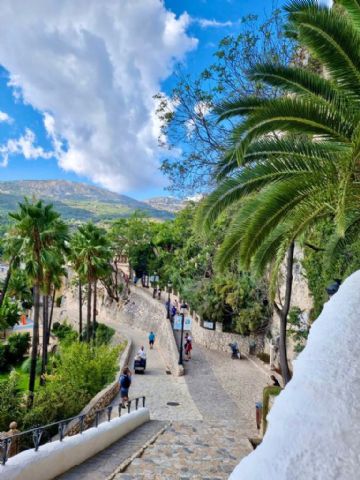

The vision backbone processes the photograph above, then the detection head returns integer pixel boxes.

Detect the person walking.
[119,366,132,408]
[148,331,156,349]
[184,333,192,360]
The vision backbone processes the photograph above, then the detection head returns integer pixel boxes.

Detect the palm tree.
[68,246,85,337]
[8,199,69,402]
[198,0,360,384]
[0,234,24,308]
[40,256,67,385]
[70,223,111,342]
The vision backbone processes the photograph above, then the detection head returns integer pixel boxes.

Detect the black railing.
[0,396,146,466]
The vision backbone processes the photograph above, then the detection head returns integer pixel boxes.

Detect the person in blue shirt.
[148,331,156,349]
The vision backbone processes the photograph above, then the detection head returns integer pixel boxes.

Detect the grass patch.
[0,364,40,392]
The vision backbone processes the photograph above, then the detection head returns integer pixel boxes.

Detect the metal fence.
[0,396,146,466]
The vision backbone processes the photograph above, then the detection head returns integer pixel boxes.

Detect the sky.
[0,0,332,200]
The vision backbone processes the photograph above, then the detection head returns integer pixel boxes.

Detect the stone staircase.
[114,421,252,480]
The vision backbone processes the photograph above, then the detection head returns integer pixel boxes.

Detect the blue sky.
[0,0,288,200]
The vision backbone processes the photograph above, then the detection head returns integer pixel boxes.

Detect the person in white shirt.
[137,346,146,359]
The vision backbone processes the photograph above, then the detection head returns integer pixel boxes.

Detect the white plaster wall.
[230,270,360,479]
[0,408,150,480]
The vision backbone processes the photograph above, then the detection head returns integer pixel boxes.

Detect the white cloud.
[194,101,212,118]
[0,129,53,167]
[195,18,233,28]
[0,111,13,123]
[0,0,197,192]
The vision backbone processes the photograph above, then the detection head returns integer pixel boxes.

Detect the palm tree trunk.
[275,241,294,386]
[92,279,97,343]
[78,280,83,337]
[28,283,40,406]
[40,294,48,386]
[48,289,56,335]
[0,258,13,309]
[87,281,92,342]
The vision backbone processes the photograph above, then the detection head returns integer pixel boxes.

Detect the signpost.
[173,315,182,330]
[174,315,192,331]
[203,320,215,330]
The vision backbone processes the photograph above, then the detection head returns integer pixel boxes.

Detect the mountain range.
[0,180,175,225]
[144,196,186,213]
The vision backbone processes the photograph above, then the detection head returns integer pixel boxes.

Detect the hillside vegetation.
[0,180,173,225]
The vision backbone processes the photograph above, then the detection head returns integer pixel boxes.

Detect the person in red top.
[184,333,192,360]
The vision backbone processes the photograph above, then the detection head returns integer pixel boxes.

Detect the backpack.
[120,374,130,389]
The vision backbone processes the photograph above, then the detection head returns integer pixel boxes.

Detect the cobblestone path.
[114,421,252,480]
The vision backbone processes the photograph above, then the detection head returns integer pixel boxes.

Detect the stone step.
[114,421,252,480]
[56,420,167,480]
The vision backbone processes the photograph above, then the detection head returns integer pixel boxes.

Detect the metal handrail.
[0,395,146,466]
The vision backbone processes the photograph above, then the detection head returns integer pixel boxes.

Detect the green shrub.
[52,321,78,344]
[257,352,270,364]
[262,385,282,433]
[22,341,123,429]
[0,342,9,372]
[6,333,31,364]
[0,298,20,332]
[81,322,115,345]
[0,371,22,431]
[96,323,115,345]
[55,296,63,308]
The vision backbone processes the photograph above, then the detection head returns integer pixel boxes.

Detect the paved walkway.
[115,421,252,480]
[105,323,202,423]
[56,289,270,479]
[185,346,268,435]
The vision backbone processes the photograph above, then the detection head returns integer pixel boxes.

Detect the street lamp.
[152,272,158,298]
[178,302,188,365]
[166,282,172,319]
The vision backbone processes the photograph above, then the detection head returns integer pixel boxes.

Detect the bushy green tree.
[0,297,20,334]
[22,341,121,428]
[52,321,78,345]
[6,333,31,364]
[0,371,22,431]
[197,0,360,384]
[156,9,294,193]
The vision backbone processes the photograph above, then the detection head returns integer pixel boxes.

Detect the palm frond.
[334,0,360,29]
[215,97,267,122]
[249,63,359,103]
[287,1,360,97]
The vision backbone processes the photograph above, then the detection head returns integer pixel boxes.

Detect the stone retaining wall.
[66,338,132,436]
[163,288,264,355]
[95,287,183,376]
[191,314,264,355]
[119,288,184,376]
